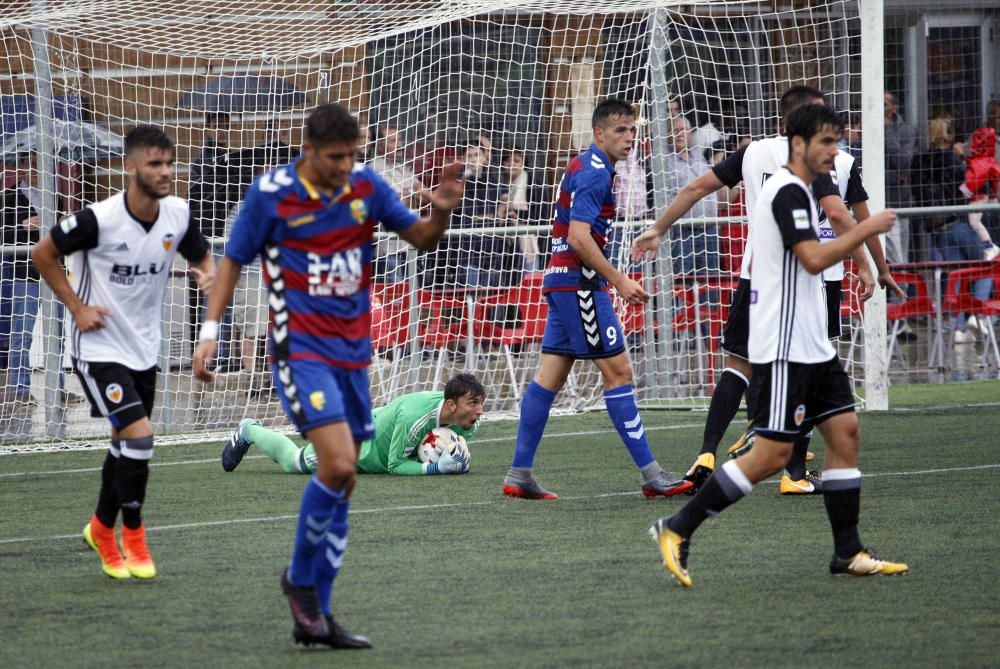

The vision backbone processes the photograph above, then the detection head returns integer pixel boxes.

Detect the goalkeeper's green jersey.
[356,391,478,475]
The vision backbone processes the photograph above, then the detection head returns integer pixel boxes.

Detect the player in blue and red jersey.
[192,104,465,649]
[502,99,692,500]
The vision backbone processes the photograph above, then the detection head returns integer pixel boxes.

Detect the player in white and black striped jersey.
[631,86,905,494]
[32,126,215,580]
[650,103,908,585]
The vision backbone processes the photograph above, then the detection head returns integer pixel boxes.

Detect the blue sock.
[604,384,655,468]
[313,498,349,616]
[511,381,558,468]
[288,476,342,587]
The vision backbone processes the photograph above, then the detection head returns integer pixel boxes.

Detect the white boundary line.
[0,423,705,478]
[1,463,997,546]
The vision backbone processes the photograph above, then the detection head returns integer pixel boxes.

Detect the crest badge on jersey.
[310,390,326,411]
[792,209,810,230]
[350,199,368,225]
[162,233,175,251]
[794,404,806,427]
[106,383,124,404]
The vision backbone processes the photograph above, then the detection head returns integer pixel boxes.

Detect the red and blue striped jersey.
[226,158,418,368]
[543,143,617,293]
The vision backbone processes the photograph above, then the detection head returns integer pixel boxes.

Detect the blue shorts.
[271,359,374,441]
[541,289,626,359]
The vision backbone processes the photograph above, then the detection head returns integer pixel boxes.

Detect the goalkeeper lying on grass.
[222,373,484,475]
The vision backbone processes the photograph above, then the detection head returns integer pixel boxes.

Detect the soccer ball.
[417,427,470,464]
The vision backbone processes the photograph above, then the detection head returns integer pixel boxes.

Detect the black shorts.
[720,278,751,360]
[73,359,157,430]
[749,356,855,442]
[826,280,843,340]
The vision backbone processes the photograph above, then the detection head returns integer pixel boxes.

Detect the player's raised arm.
[793,209,896,275]
[630,169,726,264]
[395,161,466,251]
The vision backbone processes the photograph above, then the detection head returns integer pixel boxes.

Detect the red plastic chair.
[371,282,413,397]
[719,223,748,275]
[669,276,737,387]
[471,273,547,400]
[941,262,1000,368]
[417,288,470,387]
[885,271,938,367]
[371,282,411,352]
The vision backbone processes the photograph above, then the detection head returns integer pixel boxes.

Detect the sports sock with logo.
[95,445,120,528]
[668,460,753,537]
[785,428,813,480]
[821,468,864,559]
[313,497,349,616]
[700,368,749,456]
[116,438,153,530]
[246,424,303,473]
[604,384,654,468]
[511,381,557,468]
[297,445,318,475]
[288,476,342,587]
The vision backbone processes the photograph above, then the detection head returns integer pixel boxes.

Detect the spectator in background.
[370,125,425,282]
[690,100,726,161]
[963,125,1000,260]
[884,91,918,263]
[188,112,232,239]
[501,147,541,271]
[1,152,43,402]
[413,116,457,189]
[663,116,719,278]
[610,135,653,271]
[459,138,518,289]
[910,117,991,344]
[839,112,863,165]
[187,113,235,368]
[978,100,1000,244]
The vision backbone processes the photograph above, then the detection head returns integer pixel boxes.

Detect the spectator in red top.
[962,126,1000,260]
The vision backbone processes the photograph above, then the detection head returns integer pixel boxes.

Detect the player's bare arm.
[395,161,466,251]
[188,252,217,297]
[849,200,906,301]
[630,170,725,263]
[792,211,896,275]
[568,219,648,305]
[819,194,876,300]
[31,233,112,331]
[192,255,243,382]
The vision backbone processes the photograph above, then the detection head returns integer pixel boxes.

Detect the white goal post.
[0,0,885,451]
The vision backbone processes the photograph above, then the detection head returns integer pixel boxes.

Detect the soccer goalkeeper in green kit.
[222,374,484,475]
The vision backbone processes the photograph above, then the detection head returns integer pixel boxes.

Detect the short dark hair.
[305,103,360,146]
[780,85,825,121]
[785,103,842,147]
[444,373,486,403]
[592,98,634,129]
[124,125,173,156]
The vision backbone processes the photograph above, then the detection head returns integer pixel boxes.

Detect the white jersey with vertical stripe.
[62,194,194,370]
[748,168,835,364]
[721,136,791,280]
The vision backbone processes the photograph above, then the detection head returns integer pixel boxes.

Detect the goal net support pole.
[860,0,889,411]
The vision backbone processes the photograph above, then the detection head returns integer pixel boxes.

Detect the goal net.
[0,0,861,451]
